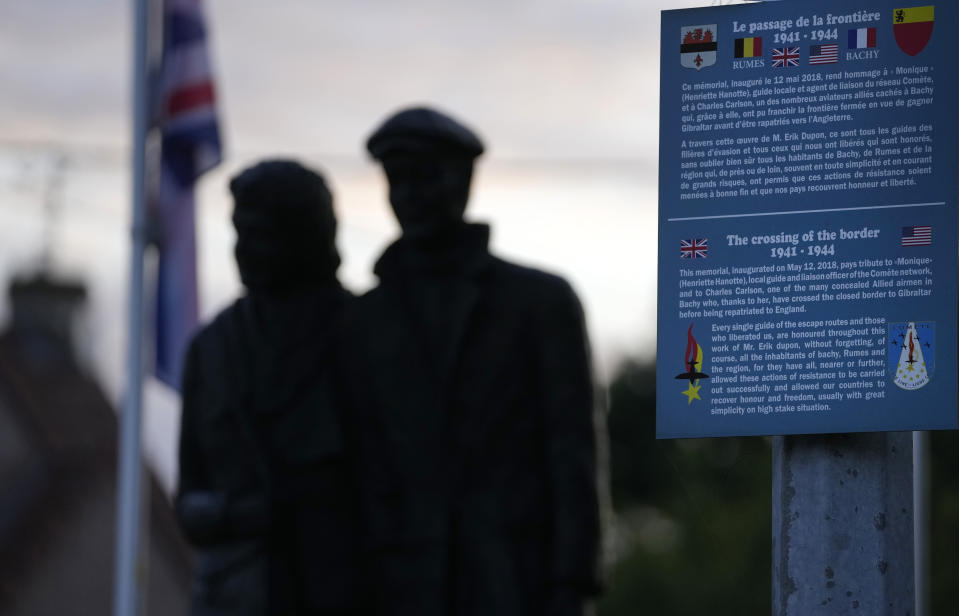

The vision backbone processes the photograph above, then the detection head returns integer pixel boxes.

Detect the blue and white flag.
[153,0,222,390]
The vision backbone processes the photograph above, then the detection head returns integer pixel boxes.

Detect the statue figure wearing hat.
[336,107,605,616]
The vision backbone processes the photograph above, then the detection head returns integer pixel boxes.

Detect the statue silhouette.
[176,160,366,615]
[337,107,604,616]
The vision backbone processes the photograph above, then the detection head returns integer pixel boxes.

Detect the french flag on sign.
[848,27,877,49]
[153,0,222,390]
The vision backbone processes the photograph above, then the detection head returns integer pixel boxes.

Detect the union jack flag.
[772,47,800,68]
[153,0,222,390]
[680,238,708,259]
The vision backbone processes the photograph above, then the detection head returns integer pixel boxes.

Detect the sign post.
[772,433,914,614]
[658,2,957,613]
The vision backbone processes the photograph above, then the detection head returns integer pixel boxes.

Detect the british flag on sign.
[772,47,800,68]
[680,238,708,259]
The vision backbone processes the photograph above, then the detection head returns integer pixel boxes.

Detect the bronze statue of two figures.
[176,107,606,616]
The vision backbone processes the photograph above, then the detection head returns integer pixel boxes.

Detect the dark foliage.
[599,360,771,616]
[930,429,959,614]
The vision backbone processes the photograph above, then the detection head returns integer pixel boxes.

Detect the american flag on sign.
[809,43,838,65]
[153,0,222,390]
[681,238,708,259]
[772,47,800,68]
[901,225,932,246]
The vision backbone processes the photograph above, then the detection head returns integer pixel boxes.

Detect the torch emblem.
[675,323,709,404]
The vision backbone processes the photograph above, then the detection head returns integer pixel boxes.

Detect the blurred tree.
[598,360,770,616]
[930,429,959,615]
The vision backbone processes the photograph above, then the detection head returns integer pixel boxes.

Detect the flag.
[901,225,931,246]
[153,0,222,389]
[809,43,839,65]
[772,47,800,68]
[848,27,878,49]
[680,238,708,259]
[734,37,762,58]
[893,6,934,56]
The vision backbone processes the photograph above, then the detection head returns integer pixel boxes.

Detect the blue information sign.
[657,1,958,438]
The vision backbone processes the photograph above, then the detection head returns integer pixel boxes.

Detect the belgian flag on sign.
[734,37,762,58]
[893,6,934,56]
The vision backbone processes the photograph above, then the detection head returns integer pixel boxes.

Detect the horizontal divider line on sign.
[667,201,946,222]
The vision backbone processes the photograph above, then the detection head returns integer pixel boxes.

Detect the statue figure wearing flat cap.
[336,107,605,616]
[176,160,367,615]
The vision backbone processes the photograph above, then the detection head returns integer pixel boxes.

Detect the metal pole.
[772,432,915,615]
[913,431,930,616]
[113,0,150,614]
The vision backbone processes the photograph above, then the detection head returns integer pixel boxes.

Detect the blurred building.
[0,273,190,614]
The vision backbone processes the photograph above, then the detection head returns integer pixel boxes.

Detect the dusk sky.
[0,0,736,487]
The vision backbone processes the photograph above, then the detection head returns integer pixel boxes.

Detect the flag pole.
[114,0,150,613]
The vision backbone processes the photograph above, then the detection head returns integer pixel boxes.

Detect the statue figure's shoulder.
[188,297,249,354]
[181,297,257,390]
[484,256,582,310]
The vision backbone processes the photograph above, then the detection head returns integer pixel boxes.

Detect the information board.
[657,1,958,438]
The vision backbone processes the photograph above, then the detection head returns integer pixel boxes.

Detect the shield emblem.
[893,6,934,56]
[889,321,934,390]
[681,24,717,70]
